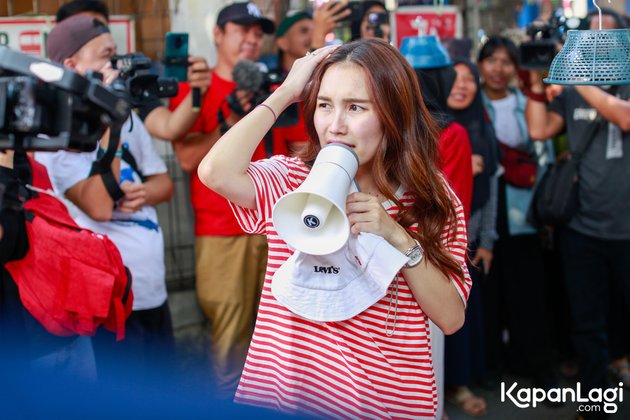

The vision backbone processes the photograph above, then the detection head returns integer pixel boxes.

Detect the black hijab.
[414,65,456,130]
[449,59,499,213]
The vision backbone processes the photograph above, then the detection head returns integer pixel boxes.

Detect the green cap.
[276,11,312,37]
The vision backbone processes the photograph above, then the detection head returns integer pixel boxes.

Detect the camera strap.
[89,122,125,202]
[226,90,247,117]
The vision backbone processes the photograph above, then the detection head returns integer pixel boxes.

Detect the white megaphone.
[272,143,359,255]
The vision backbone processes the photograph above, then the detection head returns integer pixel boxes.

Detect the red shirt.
[169,71,289,236]
[272,103,308,148]
[439,122,473,222]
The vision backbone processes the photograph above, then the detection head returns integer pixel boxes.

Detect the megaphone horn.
[272,143,359,255]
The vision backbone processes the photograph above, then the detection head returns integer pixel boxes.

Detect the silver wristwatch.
[404,239,424,268]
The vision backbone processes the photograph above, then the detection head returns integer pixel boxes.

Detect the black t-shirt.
[549,86,630,240]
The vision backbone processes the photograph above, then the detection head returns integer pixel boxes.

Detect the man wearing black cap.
[167,2,285,398]
[36,14,176,384]
[54,0,212,143]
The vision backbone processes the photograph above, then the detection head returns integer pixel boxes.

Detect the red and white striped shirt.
[230,155,471,419]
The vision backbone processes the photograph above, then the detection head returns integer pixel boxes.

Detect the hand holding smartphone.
[164,32,201,110]
[164,32,188,81]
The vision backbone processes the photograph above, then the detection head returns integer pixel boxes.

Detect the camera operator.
[525,10,630,409]
[167,2,290,398]
[351,1,390,42]
[35,14,175,383]
[56,0,212,143]
[1,150,98,380]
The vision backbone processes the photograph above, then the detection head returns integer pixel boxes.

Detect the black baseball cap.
[216,2,275,34]
[47,14,110,63]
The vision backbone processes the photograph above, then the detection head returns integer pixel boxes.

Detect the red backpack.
[5,156,133,340]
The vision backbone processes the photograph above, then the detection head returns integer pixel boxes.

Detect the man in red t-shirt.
[168,2,281,398]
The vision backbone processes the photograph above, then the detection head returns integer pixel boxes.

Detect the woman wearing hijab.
[413,59,473,420]
[443,58,500,417]
[414,64,473,220]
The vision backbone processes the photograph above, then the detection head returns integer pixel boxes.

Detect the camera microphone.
[226,60,264,116]
[232,60,264,93]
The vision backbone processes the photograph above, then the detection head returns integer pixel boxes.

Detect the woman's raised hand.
[280,45,338,103]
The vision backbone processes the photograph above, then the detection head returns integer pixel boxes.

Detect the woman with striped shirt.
[198,39,471,419]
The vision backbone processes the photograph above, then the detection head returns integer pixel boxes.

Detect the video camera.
[0,46,129,152]
[227,61,298,128]
[110,53,178,109]
[520,12,581,70]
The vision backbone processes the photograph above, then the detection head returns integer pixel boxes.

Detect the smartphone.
[164,32,188,82]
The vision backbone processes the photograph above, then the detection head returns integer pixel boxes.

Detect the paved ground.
[174,324,630,419]
[446,376,629,420]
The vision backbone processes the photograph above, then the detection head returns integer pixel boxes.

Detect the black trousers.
[559,228,630,392]
[92,300,176,385]
[483,233,556,385]
[445,245,486,387]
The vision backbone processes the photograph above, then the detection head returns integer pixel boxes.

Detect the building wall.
[0,0,171,60]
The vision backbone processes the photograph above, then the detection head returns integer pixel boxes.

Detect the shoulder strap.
[89,122,125,201]
[121,144,145,182]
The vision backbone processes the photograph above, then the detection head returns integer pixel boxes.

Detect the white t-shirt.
[490,93,523,148]
[36,112,168,311]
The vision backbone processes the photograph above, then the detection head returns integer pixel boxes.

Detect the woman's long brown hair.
[299,38,464,282]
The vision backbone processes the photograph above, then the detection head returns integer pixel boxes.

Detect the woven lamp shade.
[544,29,630,85]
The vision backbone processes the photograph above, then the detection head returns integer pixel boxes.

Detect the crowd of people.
[1,1,630,419]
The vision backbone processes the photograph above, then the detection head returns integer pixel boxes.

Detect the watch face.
[404,241,423,268]
[409,249,422,264]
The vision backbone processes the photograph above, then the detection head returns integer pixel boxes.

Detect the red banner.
[392,6,462,48]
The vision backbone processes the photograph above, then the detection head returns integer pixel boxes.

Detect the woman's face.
[447,63,477,110]
[478,47,516,95]
[314,63,384,169]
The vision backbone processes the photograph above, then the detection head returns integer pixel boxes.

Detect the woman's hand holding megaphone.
[346,191,416,255]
